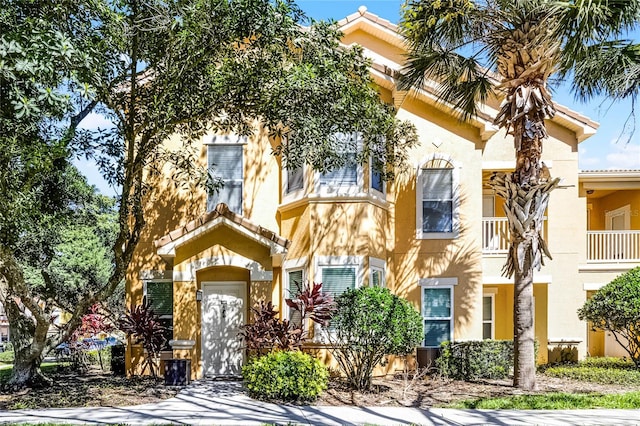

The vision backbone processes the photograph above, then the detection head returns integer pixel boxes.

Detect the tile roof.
[154,203,291,250]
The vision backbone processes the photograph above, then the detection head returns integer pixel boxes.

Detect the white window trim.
[203,134,248,145]
[314,133,364,197]
[282,257,308,322]
[282,163,305,203]
[370,158,386,197]
[416,155,461,240]
[314,255,364,285]
[482,292,495,340]
[314,256,364,342]
[420,277,457,348]
[143,279,173,351]
[605,204,631,230]
[370,257,386,288]
[206,138,245,214]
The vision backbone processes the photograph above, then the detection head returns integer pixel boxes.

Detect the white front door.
[201,282,246,376]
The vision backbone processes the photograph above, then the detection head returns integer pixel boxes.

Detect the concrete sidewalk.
[2,380,640,425]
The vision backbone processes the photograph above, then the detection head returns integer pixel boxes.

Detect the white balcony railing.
[587,230,640,263]
[482,217,549,255]
[482,218,510,254]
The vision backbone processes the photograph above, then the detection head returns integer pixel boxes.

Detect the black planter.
[164,359,191,386]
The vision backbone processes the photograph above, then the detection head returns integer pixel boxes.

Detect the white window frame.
[482,290,496,340]
[314,256,364,341]
[370,257,386,288]
[370,158,385,197]
[205,134,247,214]
[315,133,364,197]
[416,155,460,240]
[282,163,305,202]
[605,204,631,230]
[419,277,457,348]
[282,257,308,324]
[143,279,174,351]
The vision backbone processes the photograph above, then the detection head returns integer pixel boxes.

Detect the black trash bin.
[110,344,126,376]
[164,359,191,386]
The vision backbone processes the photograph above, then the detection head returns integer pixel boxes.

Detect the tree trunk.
[0,246,56,388]
[491,172,560,390]
[513,266,536,389]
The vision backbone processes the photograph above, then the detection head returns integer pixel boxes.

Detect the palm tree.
[400,0,640,390]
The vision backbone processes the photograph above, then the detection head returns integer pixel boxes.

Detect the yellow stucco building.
[125,9,640,378]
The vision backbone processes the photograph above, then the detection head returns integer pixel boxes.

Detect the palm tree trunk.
[513,265,536,389]
[491,172,560,390]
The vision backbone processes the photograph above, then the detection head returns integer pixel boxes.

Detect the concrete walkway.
[2,380,640,425]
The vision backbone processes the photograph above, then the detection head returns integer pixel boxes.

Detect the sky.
[79,0,640,195]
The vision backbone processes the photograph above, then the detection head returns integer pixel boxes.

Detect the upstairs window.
[371,166,384,194]
[317,133,362,194]
[417,157,458,239]
[286,166,304,194]
[207,144,243,213]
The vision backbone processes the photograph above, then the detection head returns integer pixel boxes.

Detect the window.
[286,269,304,326]
[422,286,453,347]
[322,267,356,297]
[482,294,495,339]
[417,157,458,239]
[370,257,385,287]
[315,256,362,338]
[286,166,304,194]
[145,281,173,349]
[371,167,384,194]
[317,133,362,194]
[207,144,243,213]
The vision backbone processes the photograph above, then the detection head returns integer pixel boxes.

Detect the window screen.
[207,144,243,213]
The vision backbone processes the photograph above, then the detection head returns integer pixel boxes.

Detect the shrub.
[436,340,514,380]
[578,267,640,367]
[119,297,167,378]
[240,282,335,354]
[242,350,328,402]
[239,301,302,354]
[326,287,423,390]
[544,357,640,385]
[0,350,14,363]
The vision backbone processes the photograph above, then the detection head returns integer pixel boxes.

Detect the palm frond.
[572,41,640,101]
[401,48,494,122]
[552,0,640,71]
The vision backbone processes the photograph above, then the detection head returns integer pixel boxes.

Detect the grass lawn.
[0,363,60,382]
[449,391,640,409]
[445,357,640,409]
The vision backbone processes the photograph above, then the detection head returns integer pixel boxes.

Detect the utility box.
[164,359,191,386]
[416,347,441,370]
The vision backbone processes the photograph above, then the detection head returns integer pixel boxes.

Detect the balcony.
[482,217,510,254]
[587,230,640,263]
[482,217,549,255]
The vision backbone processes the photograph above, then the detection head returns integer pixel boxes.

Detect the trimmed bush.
[437,340,514,380]
[579,267,640,367]
[242,351,328,402]
[327,286,423,391]
[544,357,640,385]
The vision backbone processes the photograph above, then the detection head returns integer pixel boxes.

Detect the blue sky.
[79,0,640,195]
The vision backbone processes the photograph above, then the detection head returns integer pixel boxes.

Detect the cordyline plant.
[57,304,115,372]
[119,297,167,378]
[240,282,336,354]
